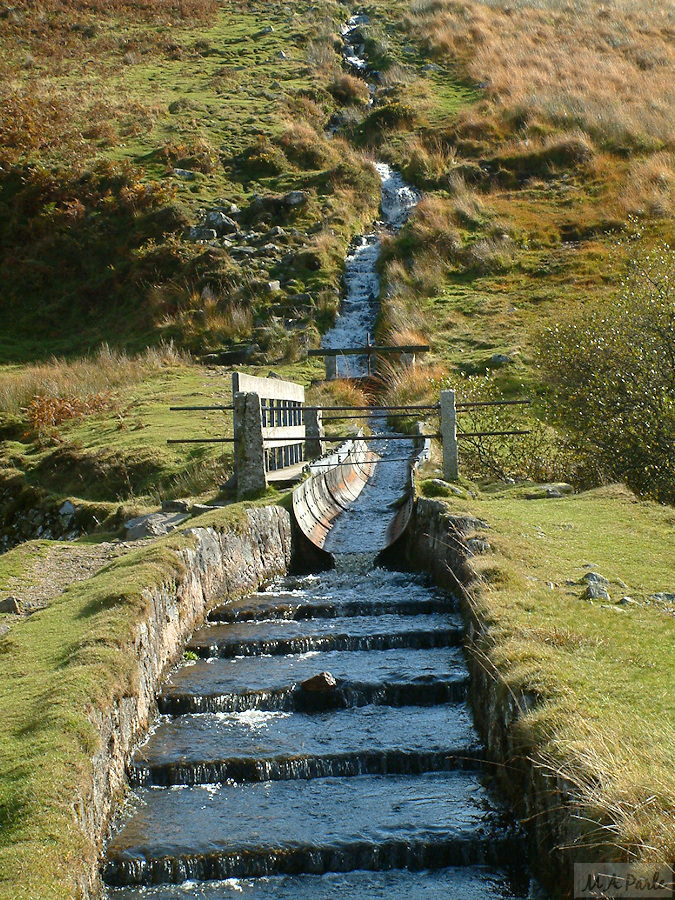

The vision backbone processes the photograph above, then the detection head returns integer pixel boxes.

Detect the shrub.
[328,74,371,106]
[537,227,675,503]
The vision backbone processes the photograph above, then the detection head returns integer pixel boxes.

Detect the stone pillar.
[234,391,267,500]
[440,389,459,481]
[325,355,338,381]
[304,408,325,460]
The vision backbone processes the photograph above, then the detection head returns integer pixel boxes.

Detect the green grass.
[419,476,675,870]
[0,496,278,900]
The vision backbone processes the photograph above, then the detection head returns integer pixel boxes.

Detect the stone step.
[158,647,468,715]
[103,772,522,886]
[105,865,535,899]
[131,704,481,786]
[188,613,464,658]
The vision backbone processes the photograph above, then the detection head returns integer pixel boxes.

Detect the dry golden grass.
[0,343,188,417]
[409,0,675,153]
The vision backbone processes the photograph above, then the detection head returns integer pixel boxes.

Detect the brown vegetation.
[409,0,675,153]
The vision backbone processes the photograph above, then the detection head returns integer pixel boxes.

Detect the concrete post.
[440,389,459,481]
[304,408,325,460]
[325,355,338,381]
[234,391,267,500]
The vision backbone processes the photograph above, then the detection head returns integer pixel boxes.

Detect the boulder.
[124,512,189,541]
[205,211,238,235]
[59,500,76,517]
[0,596,22,615]
[284,190,308,208]
[581,572,609,586]
[585,582,610,601]
[301,671,338,693]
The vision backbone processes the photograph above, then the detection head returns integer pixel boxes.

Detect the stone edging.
[79,505,294,899]
[400,496,585,900]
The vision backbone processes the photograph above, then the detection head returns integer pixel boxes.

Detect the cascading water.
[101,15,545,900]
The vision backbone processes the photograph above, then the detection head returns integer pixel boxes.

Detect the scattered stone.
[422,62,441,73]
[124,512,189,541]
[172,168,196,180]
[545,487,563,498]
[650,592,675,604]
[618,596,638,606]
[161,500,190,514]
[260,25,274,34]
[581,572,609,586]
[301,671,337,693]
[269,225,285,237]
[189,226,218,242]
[0,596,22,615]
[277,50,287,59]
[585,582,610,601]
[205,211,238,235]
[265,280,281,293]
[59,500,76,517]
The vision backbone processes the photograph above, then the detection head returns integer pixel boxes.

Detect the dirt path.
[0,539,145,637]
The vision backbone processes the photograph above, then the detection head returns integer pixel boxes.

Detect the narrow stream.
[101,14,543,900]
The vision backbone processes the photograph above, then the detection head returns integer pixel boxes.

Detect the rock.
[269,225,285,237]
[650,592,675,603]
[172,168,196,180]
[260,25,274,34]
[202,344,258,366]
[618,596,638,606]
[265,280,281,293]
[189,226,218,243]
[161,500,190,514]
[467,538,491,555]
[430,479,464,497]
[59,500,76,517]
[490,353,511,367]
[277,50,287,59]
[205,211,238,235]
[191,504,219,515]
[585,583,610,601]
[0,596,22,615]
[284,190,308,207]
[124,512,189,541]
[581,572,609,586]
[301,671,337,693]
[545,487,563,498]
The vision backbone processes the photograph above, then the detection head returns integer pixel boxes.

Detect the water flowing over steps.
[186,612,464,657]
[104,567,537,899]
[157,647,470,715]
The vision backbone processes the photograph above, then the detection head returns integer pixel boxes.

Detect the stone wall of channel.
[80,505,295,899]
[398,497,585,899]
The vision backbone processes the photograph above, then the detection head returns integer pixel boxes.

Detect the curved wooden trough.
[292,432,431,554]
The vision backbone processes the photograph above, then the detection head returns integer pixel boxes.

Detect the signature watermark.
[575,863,673,898]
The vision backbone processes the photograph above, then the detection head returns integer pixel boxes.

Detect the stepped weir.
[101,25,545,893]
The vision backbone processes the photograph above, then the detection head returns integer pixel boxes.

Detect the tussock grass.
[0,343,188,418]
[429,486,675,876]
[409,0,675,153]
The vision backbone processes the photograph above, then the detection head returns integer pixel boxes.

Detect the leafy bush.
[537,228,675,503]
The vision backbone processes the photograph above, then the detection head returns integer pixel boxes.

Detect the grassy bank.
[0,0,378,361]
[0,496,279,900]
[420,476,675,876]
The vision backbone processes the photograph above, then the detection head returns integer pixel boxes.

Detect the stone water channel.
[100,14,544,899]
